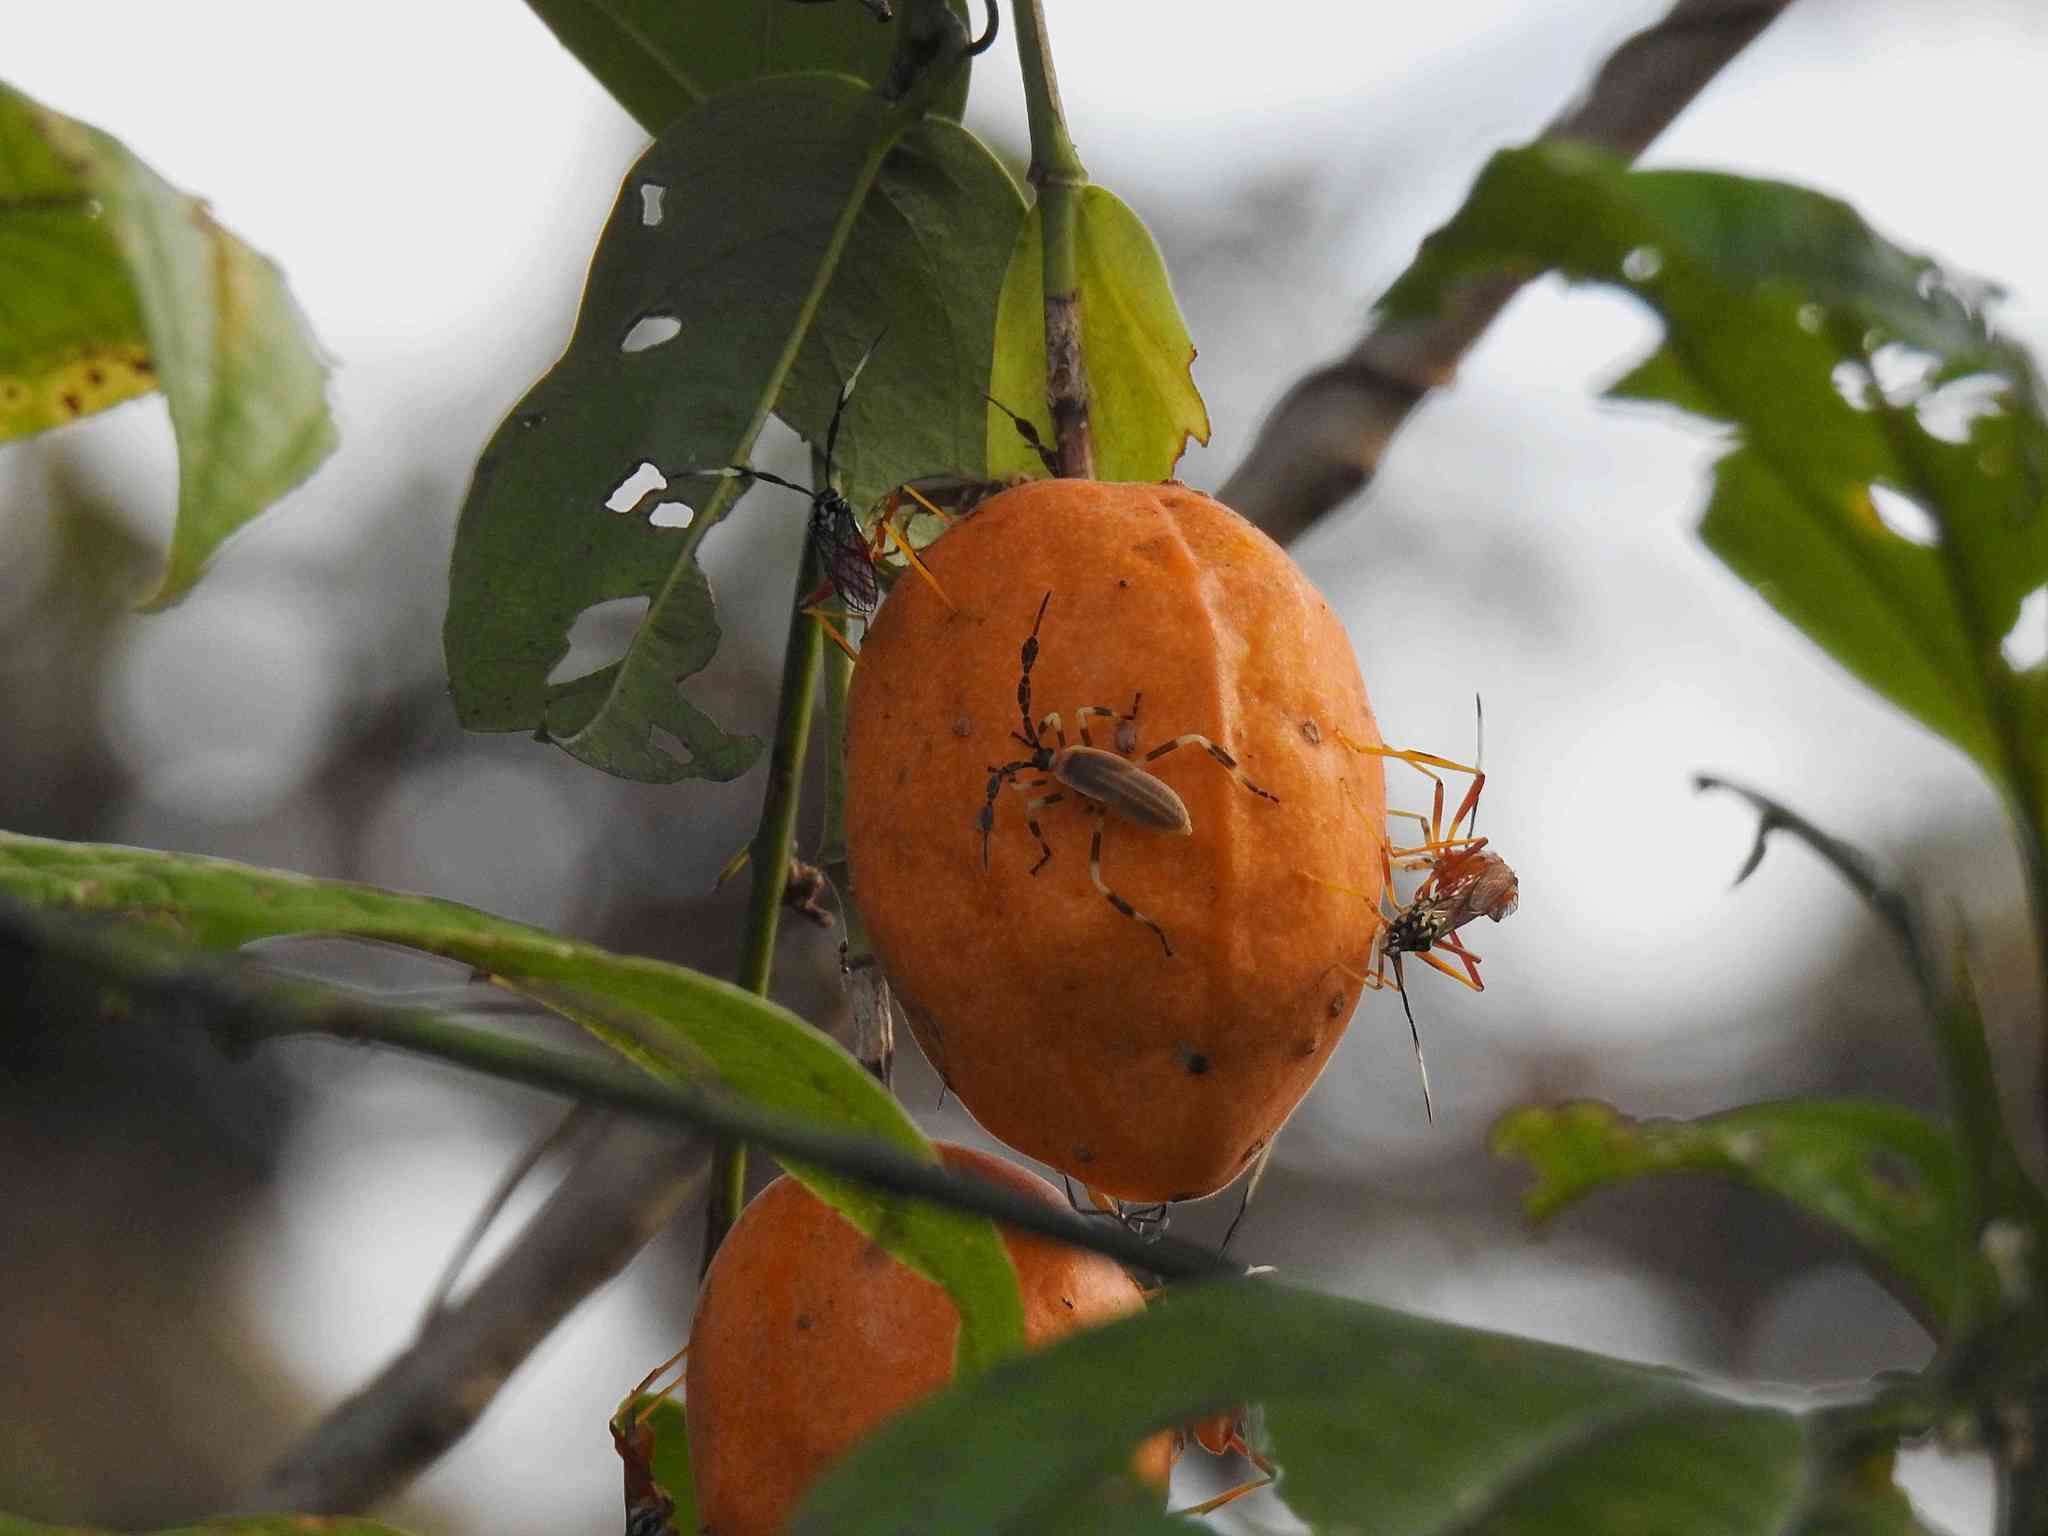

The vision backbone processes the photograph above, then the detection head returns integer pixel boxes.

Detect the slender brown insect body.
[978,592,1277,954]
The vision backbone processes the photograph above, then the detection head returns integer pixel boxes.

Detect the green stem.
[703,537,828,1272]
[1012,0,1094,477]
[820,640,892,1082]
[0,895,1233,1283]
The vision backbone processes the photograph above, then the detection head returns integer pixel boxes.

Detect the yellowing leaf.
[989,187,1208,483]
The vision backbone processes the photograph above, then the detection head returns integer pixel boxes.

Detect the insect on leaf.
[522,0,974,134]
[988,187,1210,484]
[1378,142,2048,824]
[1491,1099,1983,1334]
[0,829,1029,1374]
[446,73,1022,784]
[0,83,337,610]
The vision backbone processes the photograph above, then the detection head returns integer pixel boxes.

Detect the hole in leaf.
[1796,303,1825,335]
[1917,373,2007,445]
[649,725,695,768]
[1869,343,1939,405]
[546,595,651,686]
[1620,245,1662,283]
[648,500,695,529]
[1866,484,1940,548]
[640,184,665,226]
[1830,362,1874,412]
[621,315,681,354]
[2003,586,2048,670]
[607,462,666,512]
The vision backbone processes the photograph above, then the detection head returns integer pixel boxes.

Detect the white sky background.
[9,2,2047,1532]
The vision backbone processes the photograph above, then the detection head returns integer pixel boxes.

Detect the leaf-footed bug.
[978,591,1279,956]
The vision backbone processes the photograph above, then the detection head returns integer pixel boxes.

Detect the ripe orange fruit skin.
[686,1143,1172,1535]
[846,480,1387,1202]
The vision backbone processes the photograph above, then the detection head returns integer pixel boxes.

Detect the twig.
[251,1117,708,1513]
[1694,777,2047,1278]
[705,535,829,1274]
[1220,0,1795,543]
[1013,0,1095,477]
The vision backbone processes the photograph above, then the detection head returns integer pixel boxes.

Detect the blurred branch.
[1222,0,1795,544]
[251,1117,709,1514]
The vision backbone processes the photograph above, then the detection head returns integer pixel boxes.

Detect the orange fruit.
[686,1143,1172,1534]
[846,480,1386,1201]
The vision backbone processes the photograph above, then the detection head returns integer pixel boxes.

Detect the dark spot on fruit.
[61,391,82,415]
[1300,1034,1321,1055]
[1169,1191,1196,1203]
[1073,1143,1094,1164]
[1242,1138,1267,1165]
[134,357,155,375]
[1175,1042,1209,1075]
[796,1312,813,1331]
[1327,992,1345,1018]
[1301,719,1321,744]
[85,367,105,387]
[1061,1296,1074,1310]
[1118,578,1130,589]
[952,715,972,738]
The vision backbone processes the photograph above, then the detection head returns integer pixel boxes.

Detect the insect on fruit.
[979,591,1278,956]
[686,338,950,659]
[1330,726,1520,1118]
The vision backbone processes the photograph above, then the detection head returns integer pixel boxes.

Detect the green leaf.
[612,1388,698,1536]
[1791,1450,1941,1536]
[1492,1099,1980,1333]
[445,74,1021,783]
[0,83,336,608]
[0,829,1026,1372]
[0,1520,411,1536]
[522,0,973,134]
[1379,142,2048,819]
[798,1278,1820,1535]
[988,188,1209,483]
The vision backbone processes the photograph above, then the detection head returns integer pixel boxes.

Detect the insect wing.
[1057,746,1192,833]
[813,500,880,612]
[1432,849,1520,935]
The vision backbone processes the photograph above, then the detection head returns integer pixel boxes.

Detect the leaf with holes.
[1380,143,2048,822]
[522,0,975,134]
[1492,1099,1984,1334]
[0,83,336,608]
[798,1277,1847,1535]
[445,74,1021,782]
[987,188,1209,483]
[1,829,1028,1373]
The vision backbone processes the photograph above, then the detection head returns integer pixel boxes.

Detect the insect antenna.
[1471,693,1485,838]
[826,329,886,476]
[1016,590,1052,744]
[1392,950,1436,1124]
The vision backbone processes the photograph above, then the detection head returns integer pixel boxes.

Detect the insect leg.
[801,604,862,663]
[1086,809,1173,956]
[871,498,954,610]
[1143,734,1279,803]
[1035,712,1069,750]
[1020,788,1065,873]
[1074,705,1122,748]
[1418,935,1486,991]
[979,761,1031,871]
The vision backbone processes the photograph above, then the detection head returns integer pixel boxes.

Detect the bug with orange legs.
[610,1346,689,1536]
[978,591,1279,956]
[1326,726,1520,1118]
